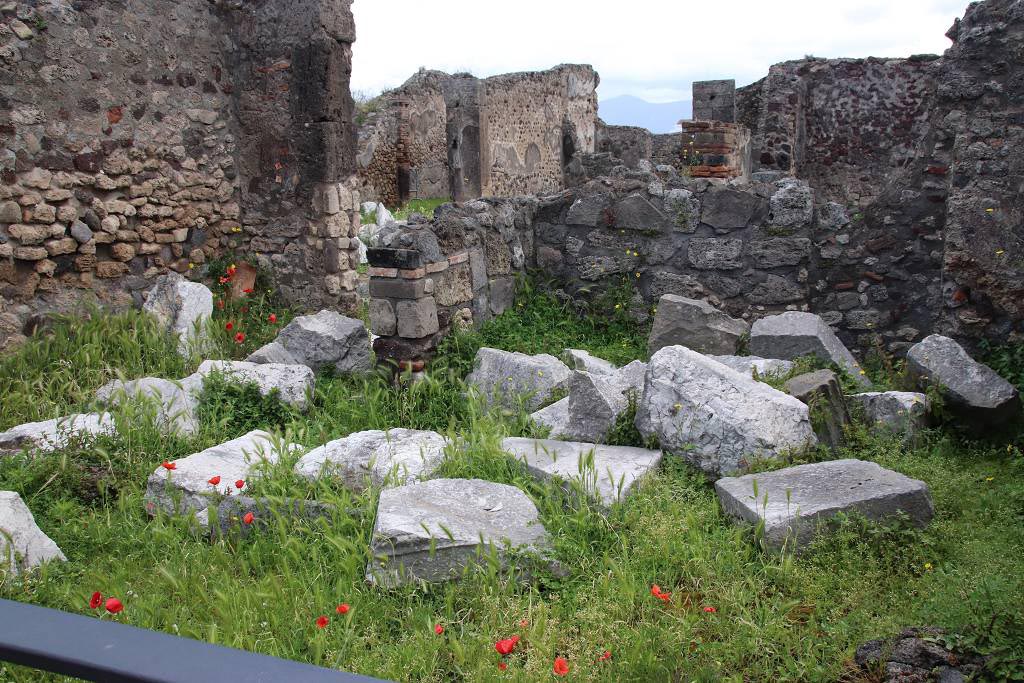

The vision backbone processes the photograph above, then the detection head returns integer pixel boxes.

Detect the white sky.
[350,0,967,103]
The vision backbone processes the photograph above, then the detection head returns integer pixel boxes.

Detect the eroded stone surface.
[192,360,315,411]
[530,397,570,437]
[466,348,571,411]
[648,295,749,356]
[142,273,213,357]
[96,377,199,437]
[295,429,449,491]
[750,312,871,388]
[270,310,372,374]
[502,437,662,505]
[562,349,617,375]
[367,478,549,587]
[0,491,66,576]
[245,341,299,366]
[710,355,795,378]
[715,459,933,551]
[0,413,116,455]
[636,346,816,478]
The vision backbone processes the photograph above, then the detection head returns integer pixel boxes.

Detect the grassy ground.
[1,280,1022,682]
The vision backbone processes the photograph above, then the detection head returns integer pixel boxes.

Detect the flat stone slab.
[502,437,662,505]
[294,429,449,492]
[710,355,795,378]
[0,413,116,455]
[466,348,571,411]
[192,360,315,411]
[143,430,292,524]
[715,459,934,551]
[1,491,66,576]
[906,334,1020,427]
[96,377,200,437]
[750,312,871,389]
[367,478,549,587]
[849,392,931,439]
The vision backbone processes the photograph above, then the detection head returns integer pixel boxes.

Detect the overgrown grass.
[1,284,1023,682]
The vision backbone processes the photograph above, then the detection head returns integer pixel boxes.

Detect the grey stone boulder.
[1,491,66,576]
[710,355,795,378]
[190,360,315,411]
[849,392,931,439]
[562,349,617,375]
[245,341,299,366]
[562,365,646,442]
[267,310,371,375]
[715,459,934,551]
[635,346,816,478]
[294,429,449,492]
[142,272,213,357]
[143,431,292,524]
[784,370,850,450]
[906,335,1020,427]
[96,377,200,437]
[750,312,871,389]
[209,495,335,541]
[648,295,749,356]
[366,478,549,587]
[466,348,571,411]
[529,397,570,437]
[502,437,662,505]
[0,413,116,455]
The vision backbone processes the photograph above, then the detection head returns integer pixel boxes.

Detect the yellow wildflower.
[985,476,994,482]
[924,562,933,571]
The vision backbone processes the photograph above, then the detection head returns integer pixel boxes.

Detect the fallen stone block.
[190,360,315,411]
[784,370,850,450]
[849,392,931,439]
[209,495,336,541]
[635,345,816,478]
[502,437,662,505]
[143,430,293,524]
[906,335,1020,427]
[142,272,213,357]
[749,311,871,388]
[710,355,795,379]
[0,413,116,455]
[562,349,617,375]
[0,491,66,576]
[245,341,299,366]
[96,377,200,437]
[648,295,749,356]
[267,310,371,374]
[466,348,571,411]
[366,478,550,587]
[294,429,449,492]
[529,397,570,437]
[716,459,933,551]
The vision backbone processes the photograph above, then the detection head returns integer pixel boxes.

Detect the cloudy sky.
[351,0,966,107]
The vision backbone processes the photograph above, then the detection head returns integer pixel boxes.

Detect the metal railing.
[0,598,391,682]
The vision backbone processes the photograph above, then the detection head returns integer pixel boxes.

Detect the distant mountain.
[598,95,691,134]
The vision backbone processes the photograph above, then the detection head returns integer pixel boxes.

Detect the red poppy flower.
[218,277,229,285]
[703,606,717,613]
[242,512,255,525]
[651,584,670,602]
[650,584,662,597]
[315,616,328,629]
[234,332,245,344]
[495,636,520,656]
[336,603,350,615]
[161,461,176,471]
[89,592,102,609]
[105,598,123,614]
[598,650,612,662]
[553,657,570,676]
[226,265,237,276]
[235,480,245,490]
[243,288,254,295]
[434,624,444,635]
[225,321,234,331]
[498,662,508,672]
[268,313,277,324]
[208,475,221,486]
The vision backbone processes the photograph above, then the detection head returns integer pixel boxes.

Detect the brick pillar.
[679,121,751,179]
[367,248,441,366]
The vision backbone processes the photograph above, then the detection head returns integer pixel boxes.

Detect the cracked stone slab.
[502,437,662,505]
[466,348,571,411]
[648,295,749,356]
[750,311,871,389]
[191,360,315,411]
[0,413,116,455]
[366,478,549,587]
[1,491,66,576]
[715,459,934,551]
[294,429,449,492]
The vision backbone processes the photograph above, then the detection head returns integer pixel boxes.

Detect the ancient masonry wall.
[0,0,360,346]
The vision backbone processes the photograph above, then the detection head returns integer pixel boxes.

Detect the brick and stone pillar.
[693,80,737,123]
[679,121,751,179]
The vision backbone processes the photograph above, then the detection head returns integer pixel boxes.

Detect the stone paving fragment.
[0,491,66,576]
[0,413,116,455]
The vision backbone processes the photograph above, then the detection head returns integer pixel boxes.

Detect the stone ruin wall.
[0,0,362,346]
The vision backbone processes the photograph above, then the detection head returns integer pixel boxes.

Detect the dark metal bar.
[0,599,390,683]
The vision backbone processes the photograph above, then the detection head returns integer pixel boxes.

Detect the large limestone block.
[466,348,571,411]
[849,392,931,439]
[562,349,617,375]
[502,437,662,505]
[635,346,816,478]
[715,459,934,551]
[530,397,570,437]
[749,312,871,388]
[270,310,371,374]
[906,335,1020,427]
[294,429,449,491]
[143,431,290,524]
[784,370,850,450]
[710,355,795,378]
[142,272,213,357]
[366,479,549,587]
[0,413,116,455]
[96,377,200,437]
[648,295,749,356]
[191,360,315,411]
[0,491,66,576]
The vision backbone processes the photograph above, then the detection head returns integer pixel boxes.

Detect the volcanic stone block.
[768,179,814,228]
[614,193,669,232]
[688,238,744,270]
[566,193,612,227]
[784,370,850,450]
[664,188,701,233]
[369,277,430,300]
[749,312,871,389]
[466,348,571,411]
[366,478,550,587]
[748,238,812,268]
[648,295,749,356]
[294,429,449,491]
[502,437,663,505]
[906,335,1021,427]
[396,296,440,339]
[700,189,765,232]
[0,491,66,576]
[715,459,934,551]
[369,299,397,336]
[366,248,424,270]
